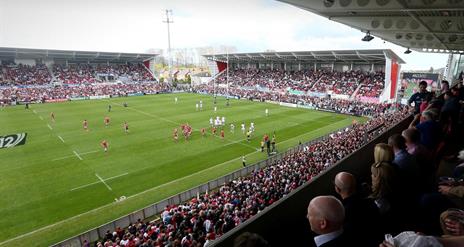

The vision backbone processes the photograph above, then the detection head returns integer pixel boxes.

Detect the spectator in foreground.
[306,195,352,247]
[334,172,381,246]
[233,232,269,247]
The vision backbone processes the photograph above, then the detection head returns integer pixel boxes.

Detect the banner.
[69,97,88,101]
[89,95,110,100]
[0,133,27,149]
[45,99,68,103]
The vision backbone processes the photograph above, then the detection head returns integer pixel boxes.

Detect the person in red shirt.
[100,140,108,152]
[212,127,217,135]
[173,128,178,142]
[83,119,88,131]
[104,116,110,127]
[220,129,225,140]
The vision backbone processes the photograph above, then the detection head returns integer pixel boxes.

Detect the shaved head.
[334,172,356,196]
[307,195,345,234]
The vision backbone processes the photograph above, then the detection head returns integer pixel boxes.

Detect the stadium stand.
[0,63,52,85]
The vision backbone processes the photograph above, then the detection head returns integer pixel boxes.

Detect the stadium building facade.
[204,49,404,103]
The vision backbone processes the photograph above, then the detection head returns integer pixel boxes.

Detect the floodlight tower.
[163,9,173,83]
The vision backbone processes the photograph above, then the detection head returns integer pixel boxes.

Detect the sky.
[0,0,449,70]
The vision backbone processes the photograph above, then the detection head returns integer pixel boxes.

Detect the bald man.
[334,172,381,246]
[307,195,352,247]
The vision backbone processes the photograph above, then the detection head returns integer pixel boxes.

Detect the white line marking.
[70,173,128,191]
[52,154,75,161]
[57,135,65,143]
[95,173,112,191]
[39,116,43,120]
[79,150,99,155]
[33,110,37,114]
[52,150,98,161]
[73,151,83,161]
[47,124,53,130]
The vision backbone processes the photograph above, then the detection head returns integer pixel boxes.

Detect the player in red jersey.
[100,140,108,152]
[173,128,178,142]
[123,121,129,133]
[212,126,217,135]
[83,119,88,131]
[220,129,225,140]
[201,128,206,137]
[104,116,110,127]
[50,112,55,122]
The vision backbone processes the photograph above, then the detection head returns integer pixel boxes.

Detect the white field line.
[33,110,37,114]
[73,151,83,161]
[57,135,65,143]
[0,105,351,246]
[39,116,44,120]
[95,173,112,191]
[52,150,98,161]
[47,124,53,130]
[80,150,99,155]
[70,173,128,191]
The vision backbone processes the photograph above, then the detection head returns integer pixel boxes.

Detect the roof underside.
[278,0,464,54]
[0,47,157,62]
[204,49,404,64]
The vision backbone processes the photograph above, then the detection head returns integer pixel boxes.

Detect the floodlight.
[362,32,374,42]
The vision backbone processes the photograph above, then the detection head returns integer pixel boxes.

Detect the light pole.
[163,9,173,83]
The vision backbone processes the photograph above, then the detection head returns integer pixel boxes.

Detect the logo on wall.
[0,133,28,149]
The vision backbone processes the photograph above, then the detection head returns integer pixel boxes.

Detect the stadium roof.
[0,47,158,62]
[204,49,405,64]
[278,0,464,54]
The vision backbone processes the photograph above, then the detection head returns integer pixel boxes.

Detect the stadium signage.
[45,99,68,103]
[0,133,27,149]
[89,95,110,100]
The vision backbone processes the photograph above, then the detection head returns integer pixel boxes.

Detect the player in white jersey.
[199,100,203,111]
[221,116,225,126]
[250,122,255,132]
[241,123,246,134]
[209,117,213,127]
[214,106,217,113]
[196,103,199,111]
[265,108,269,116]
[230,123,235,133]
[175,97,178,104]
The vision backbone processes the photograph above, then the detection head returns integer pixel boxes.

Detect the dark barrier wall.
[210,115,413,247]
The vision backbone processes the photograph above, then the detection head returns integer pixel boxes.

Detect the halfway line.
[95,173,112,191]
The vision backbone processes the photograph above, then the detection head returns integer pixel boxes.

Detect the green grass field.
[0,93,361,246]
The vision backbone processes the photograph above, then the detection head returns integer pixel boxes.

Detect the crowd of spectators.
[194,84,389,117]
[0,62,155,86]
[92,94,410,246]
[215,68,385,98]
[53,63,155,84]
[0,64,52,86]
[309,80,464,247]
[0,82,171,103]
